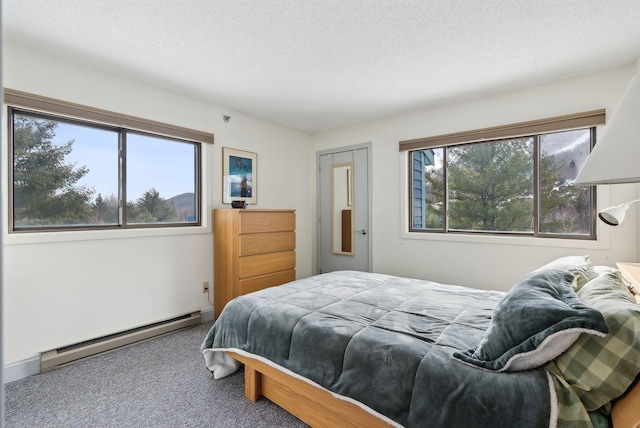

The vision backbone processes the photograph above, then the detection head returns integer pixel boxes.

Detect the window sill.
[400,229,610,250]
[3,224,212,246]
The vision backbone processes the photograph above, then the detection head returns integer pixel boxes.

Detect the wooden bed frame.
[226,351,393,427]
[612,379,640,428]
[227,351,640,428]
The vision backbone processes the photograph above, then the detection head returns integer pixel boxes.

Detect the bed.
[201,257,640,428]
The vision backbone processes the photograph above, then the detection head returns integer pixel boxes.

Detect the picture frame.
[222,147,257,204]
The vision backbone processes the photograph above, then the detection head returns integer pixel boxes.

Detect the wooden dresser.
[214,209,296,317]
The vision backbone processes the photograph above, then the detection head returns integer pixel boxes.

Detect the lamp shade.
[599,204,628,226]
[575,73,640,185]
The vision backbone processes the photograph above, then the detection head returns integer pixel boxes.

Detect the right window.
[409,127,596,239]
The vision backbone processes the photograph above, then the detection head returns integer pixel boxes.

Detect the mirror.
[332,163,354,255]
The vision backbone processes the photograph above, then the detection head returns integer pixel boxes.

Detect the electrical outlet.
[202,281,209,293]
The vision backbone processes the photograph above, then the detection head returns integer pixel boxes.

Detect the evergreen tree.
[128,188,175,223]
[447,138,533,231]
[13,114,94,226]
[539,155,590,234]
[92,193,119,224]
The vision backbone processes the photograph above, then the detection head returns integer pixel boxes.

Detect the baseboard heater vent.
[40,311,201,372]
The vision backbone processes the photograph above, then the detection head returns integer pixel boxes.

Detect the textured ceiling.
[3,1,640,134]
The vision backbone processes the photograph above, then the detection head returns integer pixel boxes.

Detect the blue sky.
[53,122,196,202]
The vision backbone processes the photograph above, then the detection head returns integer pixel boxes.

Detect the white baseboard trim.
[3,355,40,383]
[3,308,215,384]
[201,307,215,323]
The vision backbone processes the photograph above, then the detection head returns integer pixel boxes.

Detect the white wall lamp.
[575,72,640,226]
[598,199,640,226]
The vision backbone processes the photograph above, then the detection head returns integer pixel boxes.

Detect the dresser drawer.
[239,212,271,233]
[239,251,296,278]
[239,269,296,295]
[240,231,295,256]
[270,212,295,232]
[239,211,295,233]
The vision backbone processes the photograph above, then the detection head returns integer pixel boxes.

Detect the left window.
[10,107,201,231]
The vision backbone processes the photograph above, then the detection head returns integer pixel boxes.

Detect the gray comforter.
[201,271,554,428]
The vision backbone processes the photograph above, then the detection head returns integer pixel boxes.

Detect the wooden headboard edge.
[611,375,640,428]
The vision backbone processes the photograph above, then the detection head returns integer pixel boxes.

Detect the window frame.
[402,112,604,240]
[7,99,207,233]
[118,128,202,230]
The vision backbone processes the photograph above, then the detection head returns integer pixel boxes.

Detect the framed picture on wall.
[222,147,257,204]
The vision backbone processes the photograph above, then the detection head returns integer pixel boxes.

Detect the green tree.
[447,138,534,231]
[92,193,119,224]
[13,114,94,226]
[539,155,590,234]
[128,188,175,223]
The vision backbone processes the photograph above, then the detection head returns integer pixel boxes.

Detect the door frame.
[316,142,373,274]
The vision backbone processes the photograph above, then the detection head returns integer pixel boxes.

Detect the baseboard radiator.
[40,311,201,372]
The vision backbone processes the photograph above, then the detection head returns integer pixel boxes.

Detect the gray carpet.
[4,322,308,427]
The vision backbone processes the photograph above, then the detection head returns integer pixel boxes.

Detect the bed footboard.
[226,351,393,428]
[228,349,640,428]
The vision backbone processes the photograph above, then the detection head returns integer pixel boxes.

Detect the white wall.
[313,65,639,291]
[1,43,314,364]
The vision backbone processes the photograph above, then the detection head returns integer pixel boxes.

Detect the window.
[10,108,202,231]
[402,111,605,239]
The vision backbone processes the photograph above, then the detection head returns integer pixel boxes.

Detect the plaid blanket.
[546,271,640,427]
[547,363,593,427]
